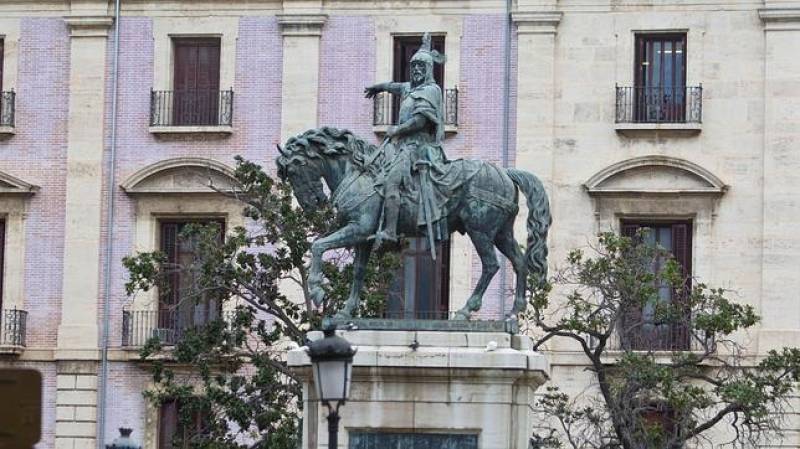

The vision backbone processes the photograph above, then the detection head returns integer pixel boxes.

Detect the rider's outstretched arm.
[365,82,405,97]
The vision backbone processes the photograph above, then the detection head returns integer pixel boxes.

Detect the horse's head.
[276,143,327,211]
[276,127,377,210]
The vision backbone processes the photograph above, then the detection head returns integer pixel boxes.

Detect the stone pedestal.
[288,329,549,449]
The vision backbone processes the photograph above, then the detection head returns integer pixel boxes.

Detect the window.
[634,33,687,123]
[157,220,223,342]
[620,221,691,351]
[171,37,221,126]
[0,220,4,311]
[386,238,450,319]
[158,398,209,449]
[391,35,445,124]
[0,38,4,92]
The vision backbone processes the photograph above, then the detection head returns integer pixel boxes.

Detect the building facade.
[0,0,798,447]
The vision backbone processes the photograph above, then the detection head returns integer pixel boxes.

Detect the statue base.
[288,329,549,449]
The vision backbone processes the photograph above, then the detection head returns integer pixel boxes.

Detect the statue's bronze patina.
[277,33,551,320]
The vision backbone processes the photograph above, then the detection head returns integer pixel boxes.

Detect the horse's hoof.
[453,310,471,321]
[333,310,352,320]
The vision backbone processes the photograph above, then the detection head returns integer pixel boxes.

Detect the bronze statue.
[277,34,551,320]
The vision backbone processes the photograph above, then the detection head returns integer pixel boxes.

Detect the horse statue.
[276,127,551,320]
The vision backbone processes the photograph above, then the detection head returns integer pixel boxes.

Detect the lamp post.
[106,428,141,449]
[305,324,357,449]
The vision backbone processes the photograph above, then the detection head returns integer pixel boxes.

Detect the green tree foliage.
[525,232,800,449]
[123,156,399,449]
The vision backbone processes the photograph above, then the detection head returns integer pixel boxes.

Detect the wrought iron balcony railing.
[1,91,15,128]
[0,308,28,349]
[373,87,458,128]
[601,321,711,353]
[615,85,702,124]
[150,89,234,127]
[122,309,229,347]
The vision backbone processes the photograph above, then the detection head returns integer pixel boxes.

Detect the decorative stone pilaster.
[511,10,561,247]
[289,330,549,449]
[56,13,114,357]
[757,7,800,350]
[277,13,327,141]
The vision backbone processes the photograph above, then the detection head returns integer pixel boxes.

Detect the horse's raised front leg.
[454,229,499,320]
[308,224,369,314]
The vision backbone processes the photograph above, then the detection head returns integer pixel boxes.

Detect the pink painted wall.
[0,18,70,348]
[99,17,284,347]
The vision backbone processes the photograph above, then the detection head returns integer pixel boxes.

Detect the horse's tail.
[506,168,552,287]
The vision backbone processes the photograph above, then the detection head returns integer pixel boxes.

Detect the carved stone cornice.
[759,8,800,30]
[64,15,114,37]
[276,14,328,37]
[511,11,562,35]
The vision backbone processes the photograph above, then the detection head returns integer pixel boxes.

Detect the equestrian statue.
[276,33,551,320]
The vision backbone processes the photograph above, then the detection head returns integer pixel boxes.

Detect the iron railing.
[150,89,234,127]
[602,321,710,352]
[0,308,27,348]
[373,87,458,127]
[0,91,15,127]
[122,309,232,347]
[615,85,702,124]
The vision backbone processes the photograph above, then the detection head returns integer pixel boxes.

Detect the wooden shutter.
[173,38,221,125]
[0,220,5,311]
[159,400,179,449]
[0,39,4,93]
[159,222,180,330]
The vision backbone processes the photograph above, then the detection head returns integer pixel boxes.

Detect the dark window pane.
[172,38,221,126]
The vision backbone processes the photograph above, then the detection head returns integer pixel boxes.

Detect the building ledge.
[0,344,25,356]
[615,122,701,136]
[149,125,233,135]
[373,124,458,136]
[0,125,15,136]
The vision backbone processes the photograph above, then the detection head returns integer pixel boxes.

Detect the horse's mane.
[277,127,379,176]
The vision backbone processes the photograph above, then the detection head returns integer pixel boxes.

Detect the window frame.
[633,32,689,123]
[158,398,210,449]
[0,219,5,311]
[157,218,225,335]
[169,37,222,126]
[620,219,693,351]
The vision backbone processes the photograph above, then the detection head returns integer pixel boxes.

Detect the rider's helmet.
[410,33,446,85]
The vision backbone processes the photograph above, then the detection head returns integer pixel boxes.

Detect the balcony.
[373,88,458,135]
[122,309,228,348]
[0,308,28,355]
[0,91,15,136]
[615,85,702,134]
[601,321,711,353]
[149,89,234,135]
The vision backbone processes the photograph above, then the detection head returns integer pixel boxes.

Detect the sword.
[418,163,437,261]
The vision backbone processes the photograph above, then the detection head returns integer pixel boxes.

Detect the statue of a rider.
[364,33,449,249]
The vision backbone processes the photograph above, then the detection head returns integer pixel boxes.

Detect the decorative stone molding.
[759,8,800,30]
[0,170,39,195]
[511,11,562,35]
[121,157,237,195]
[149,125,234,136]
[584,155,728,197]
[63,15,114,38]
[277,14,328,36]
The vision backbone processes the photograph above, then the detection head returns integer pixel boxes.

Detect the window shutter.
[159,222,180,330]
[671,223,691,277]
[159,400,179,449]
[0,220,5,311]
[0,39,4,92]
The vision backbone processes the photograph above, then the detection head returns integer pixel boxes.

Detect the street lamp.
[306,324,357,449]
[106,428,141,449]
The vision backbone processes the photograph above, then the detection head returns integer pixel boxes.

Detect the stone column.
[758,7,800,351]
[56,14,113,358]
[277,13,327,141]
[511,11,561,241]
